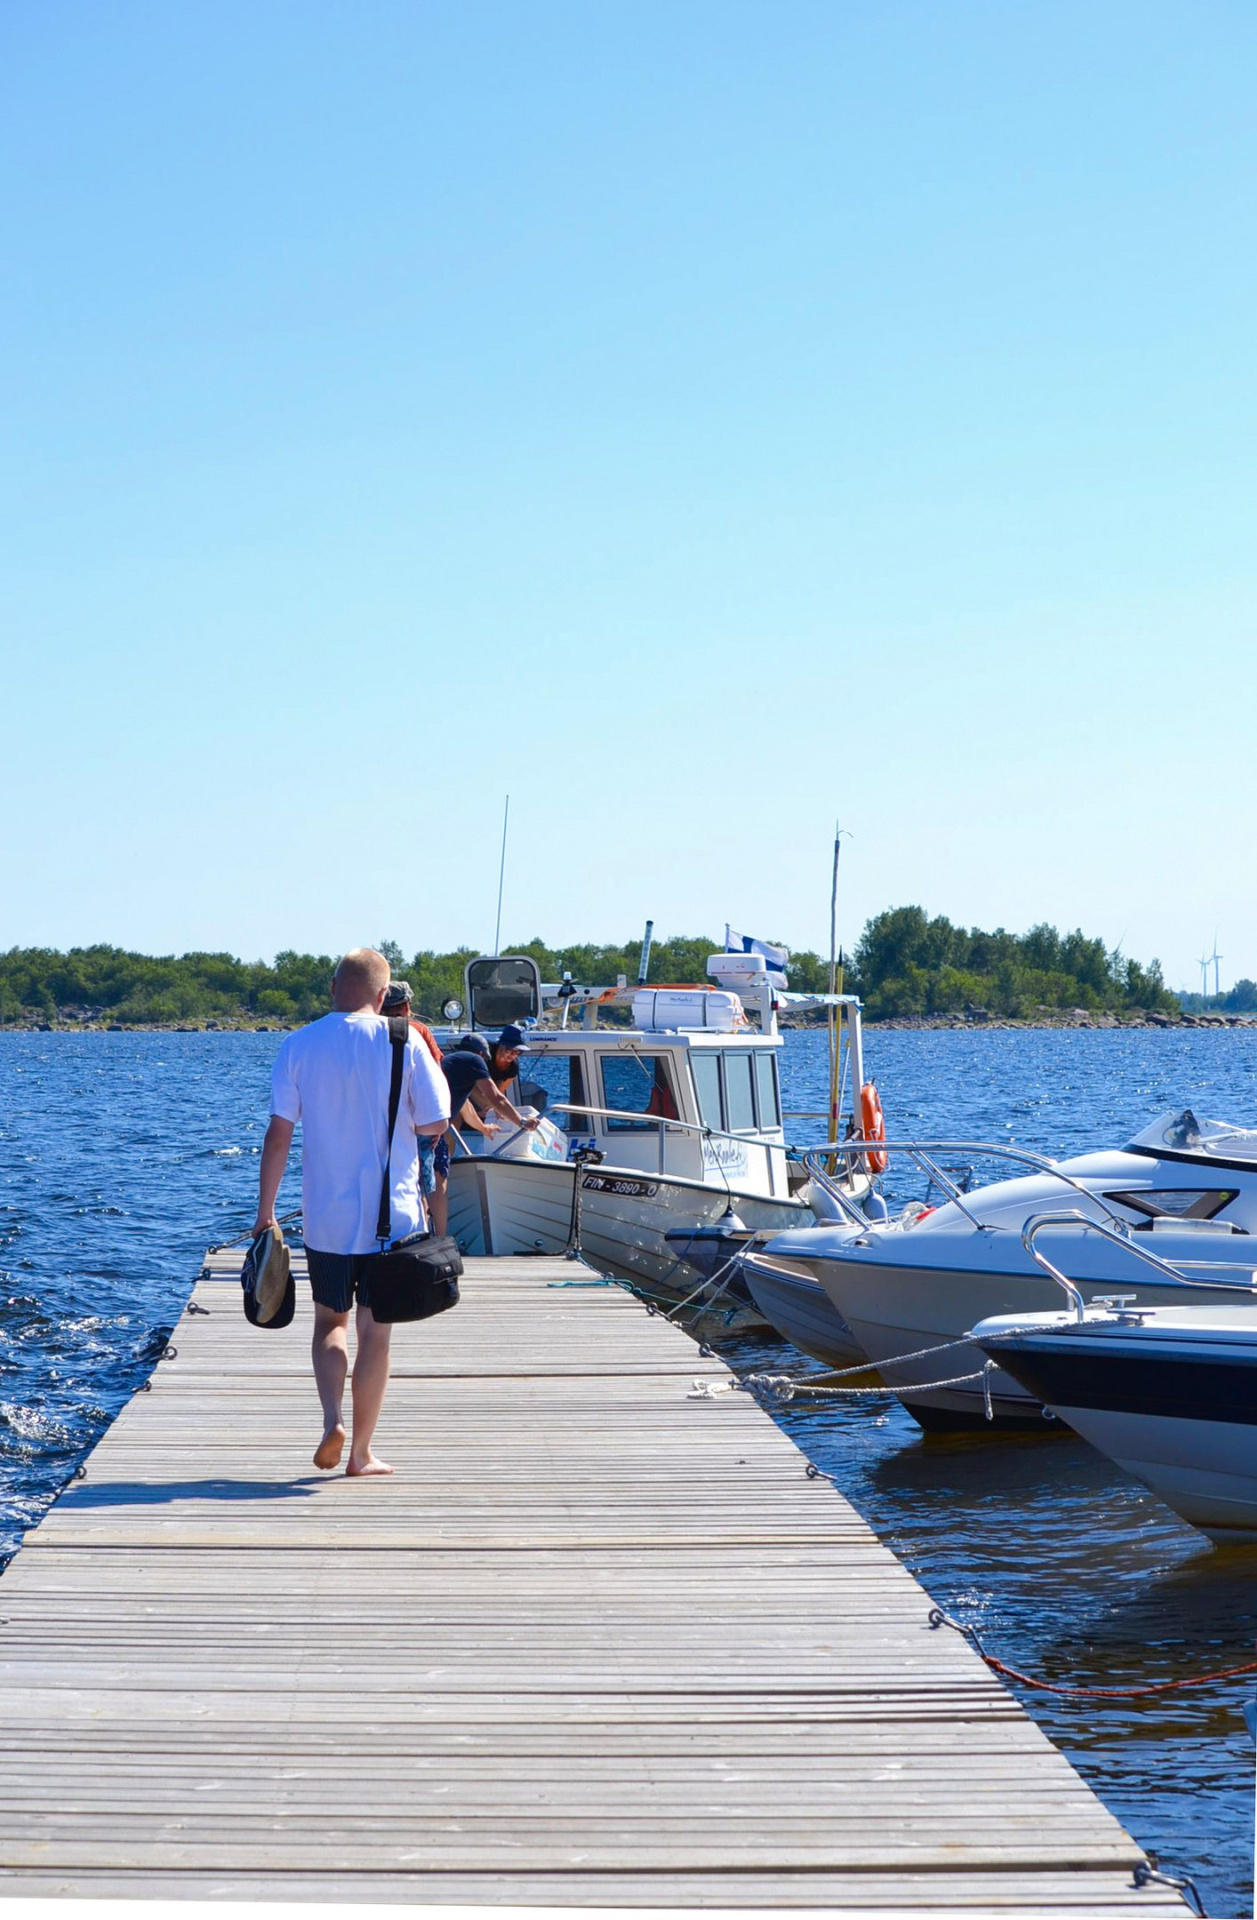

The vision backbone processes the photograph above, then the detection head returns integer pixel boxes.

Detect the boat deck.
[0,1252,1186,1911]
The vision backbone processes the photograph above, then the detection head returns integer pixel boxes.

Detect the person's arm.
[459,1098,498,1137]
[256,1040,300,1237]
[253,1116,295,1236]
[406,1035,451,1141]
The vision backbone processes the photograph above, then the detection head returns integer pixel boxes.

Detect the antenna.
[493,795,510,957]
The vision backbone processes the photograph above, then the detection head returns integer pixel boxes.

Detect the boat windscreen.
[1126,1109,1257,1163]
[516,1052,589,1132]
[465,956,541,1029]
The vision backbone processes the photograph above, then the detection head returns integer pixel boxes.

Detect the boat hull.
[982,1332,1257,1538]
[742,1254,869,1368]
[448,1156,809,1312]
[812,1248,1257,1429]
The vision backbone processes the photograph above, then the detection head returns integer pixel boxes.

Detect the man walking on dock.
[252,947,449,1476]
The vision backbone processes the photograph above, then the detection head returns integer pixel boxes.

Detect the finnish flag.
[725,927,789,982]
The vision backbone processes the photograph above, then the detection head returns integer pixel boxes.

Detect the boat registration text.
[581,1173,661,1199]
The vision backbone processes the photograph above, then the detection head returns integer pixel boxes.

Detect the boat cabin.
[454,952,864,1201]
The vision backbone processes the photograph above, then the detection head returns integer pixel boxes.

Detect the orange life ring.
[860,1082,889,1174]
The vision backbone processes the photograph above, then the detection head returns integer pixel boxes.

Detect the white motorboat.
[445,949,869,1308]
[974,1300,1257,1541]
[739,1229,869,1367]
[763,1110,1257,1427]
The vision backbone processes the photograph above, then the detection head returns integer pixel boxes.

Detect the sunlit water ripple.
[1,1027,1253,1913]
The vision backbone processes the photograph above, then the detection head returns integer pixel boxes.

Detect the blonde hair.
[332,948,391,1009]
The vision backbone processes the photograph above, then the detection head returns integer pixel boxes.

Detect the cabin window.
[754,1051,781,1129]
[692,1051,724,1130]
[723,1051,756,1132]
[518,1053,590,1132]
[601,1053,678,1130]
[1104,1188,1238,1225]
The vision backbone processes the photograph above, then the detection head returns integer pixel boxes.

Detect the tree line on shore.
[0,908,1184,1027]
[1177,981,1257,1015]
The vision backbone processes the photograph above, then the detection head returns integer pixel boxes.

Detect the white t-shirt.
[270,1011,450,1256]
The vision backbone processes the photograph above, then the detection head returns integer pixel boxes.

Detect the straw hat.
[243,1225,293,1327]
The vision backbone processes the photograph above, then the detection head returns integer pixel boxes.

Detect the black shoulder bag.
[361,1015,463,1325]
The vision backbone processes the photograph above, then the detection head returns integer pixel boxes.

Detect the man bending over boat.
[252,948,449,1476]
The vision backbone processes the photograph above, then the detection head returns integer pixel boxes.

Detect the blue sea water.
[1,1026,1254,1914]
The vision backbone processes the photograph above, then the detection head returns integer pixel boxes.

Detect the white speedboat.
[445,949,869,1308]
[739,1230,870,1367]
[766,1111,1257,1427]
[974,1301,1257,1541]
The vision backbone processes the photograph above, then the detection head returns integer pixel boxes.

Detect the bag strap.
[375,1016,410,1246]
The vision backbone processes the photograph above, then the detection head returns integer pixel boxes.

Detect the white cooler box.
[492,1109,569,1162]
[632,988,743,1031]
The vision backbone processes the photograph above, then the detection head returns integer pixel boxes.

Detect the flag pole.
[827,820,842,1158]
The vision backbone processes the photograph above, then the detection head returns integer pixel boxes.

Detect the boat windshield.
[1126,1109,1257,1163]
[517,1052,590,1133]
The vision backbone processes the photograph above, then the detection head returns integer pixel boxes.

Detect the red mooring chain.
[929,1608,1257,1699]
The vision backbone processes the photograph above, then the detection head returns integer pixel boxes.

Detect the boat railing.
[800,1137,1133,1234]
[537,1100,784,1186]
[1021,1208,1257,1320]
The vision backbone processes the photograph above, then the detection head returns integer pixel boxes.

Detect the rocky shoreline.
[4,1011,1255,1036]
[2,1019,293,1035]
[783,1008,1256,1032]
[863,1012,1257,1032]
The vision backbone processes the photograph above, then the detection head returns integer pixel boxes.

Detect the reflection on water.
[724,1023,1257,1920]
[715,1320,1254,1915]
[1,1026,1254,1913]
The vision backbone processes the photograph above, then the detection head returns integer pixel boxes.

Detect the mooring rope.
[691,1364,996,1405]
[929,1606,1257,1699]
[659,1243,754,1325]
[782,1329,988,1382]
[551,1194,758,1330]
[688,1322,1097,1419]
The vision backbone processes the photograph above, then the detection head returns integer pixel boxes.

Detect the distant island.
[3,910,1243,1031]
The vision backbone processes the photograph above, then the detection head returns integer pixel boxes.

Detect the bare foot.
[313,1424,346,1471]
[346,1452,394,1477]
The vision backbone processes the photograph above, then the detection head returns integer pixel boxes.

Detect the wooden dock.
[0,1253,1185,1912]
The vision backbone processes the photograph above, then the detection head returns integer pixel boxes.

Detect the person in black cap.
[442,1033,499,1148]
[442,1031,540,1146]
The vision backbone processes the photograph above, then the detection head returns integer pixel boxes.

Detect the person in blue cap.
[482,1023,532,1110]
[442,1030,540,1146]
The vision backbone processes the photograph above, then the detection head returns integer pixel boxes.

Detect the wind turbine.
[1210,935,1223,999]
[1197,950,1211,998]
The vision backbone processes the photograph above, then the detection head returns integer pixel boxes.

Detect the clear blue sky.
[3,2,1253,991]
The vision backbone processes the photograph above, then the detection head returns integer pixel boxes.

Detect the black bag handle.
[375,1016,411,1246]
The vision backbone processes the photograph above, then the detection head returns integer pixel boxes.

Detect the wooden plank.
[0,1256,1183,1914]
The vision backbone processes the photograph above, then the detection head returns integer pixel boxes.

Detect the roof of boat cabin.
[442,1026,785,1049]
